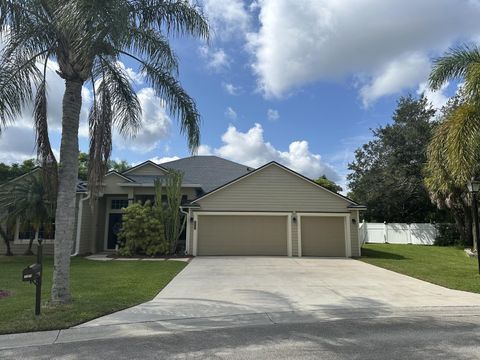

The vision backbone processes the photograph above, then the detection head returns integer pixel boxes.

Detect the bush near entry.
[118,201,168,256]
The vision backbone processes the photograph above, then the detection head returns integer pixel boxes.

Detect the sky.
[2,0,480,191]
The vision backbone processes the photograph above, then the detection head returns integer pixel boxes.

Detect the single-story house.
[0,156,366,257]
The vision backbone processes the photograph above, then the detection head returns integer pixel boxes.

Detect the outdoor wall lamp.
[467,178,480,274]
[190,216,194,223]
[352,218,357,225]
[292,212,297,223]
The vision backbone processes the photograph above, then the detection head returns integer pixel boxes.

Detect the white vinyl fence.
[359,222,438,245]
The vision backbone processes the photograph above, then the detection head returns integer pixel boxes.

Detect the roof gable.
[122,161,169,176]
[160,156,252,193]
[193,161,358,206]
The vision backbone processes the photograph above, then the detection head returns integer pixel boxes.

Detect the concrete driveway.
[79,257,480,327]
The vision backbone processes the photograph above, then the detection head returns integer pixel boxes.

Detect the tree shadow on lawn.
[361,247,408,260]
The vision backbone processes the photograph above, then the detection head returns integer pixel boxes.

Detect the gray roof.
[159,156,253,193]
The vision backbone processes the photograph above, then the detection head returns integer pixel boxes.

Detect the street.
[2,313,480,359]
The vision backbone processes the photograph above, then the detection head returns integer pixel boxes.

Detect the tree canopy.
[314,175,343,193]
[347,95,447,223]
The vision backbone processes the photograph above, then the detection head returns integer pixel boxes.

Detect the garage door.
[197,215,288,256]
[300,216,346,257]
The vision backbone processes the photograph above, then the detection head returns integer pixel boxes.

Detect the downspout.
[180,206,189,255]
[71,192,91,257]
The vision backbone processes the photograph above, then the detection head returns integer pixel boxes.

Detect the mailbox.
[22,263,42,283]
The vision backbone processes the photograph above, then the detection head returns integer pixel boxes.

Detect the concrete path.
[78,257,480,327]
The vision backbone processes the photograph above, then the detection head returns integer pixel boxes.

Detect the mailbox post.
[22,239,43,316]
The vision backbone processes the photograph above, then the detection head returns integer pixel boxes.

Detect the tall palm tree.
[0,1,208,304]
[0,172,56,255]
[428,45,480,183]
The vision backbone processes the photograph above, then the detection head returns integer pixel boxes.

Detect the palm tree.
[428,45,480,183]
[0,173,55,255]
[0,1,208,304]
[0,213,14,256]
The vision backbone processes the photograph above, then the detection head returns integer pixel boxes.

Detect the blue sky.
[2,0,479,190]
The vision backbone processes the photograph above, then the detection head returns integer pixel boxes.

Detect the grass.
[0,256,187,334]
[360,244,480,294]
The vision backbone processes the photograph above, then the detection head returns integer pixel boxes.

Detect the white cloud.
[360,53,431,107]
[201,0,251,39]
[116,61,143,85]
[222,82,241,95]
[115,87,171,153]
[200,123,339,180]
[225,106,238,120]
[267,108,279,121]
[150,156,180,164]
[196,144,213,155]
[248,0,480,100]
[0,127,37,163]
[198,46,230,72]
[416,81,450,110]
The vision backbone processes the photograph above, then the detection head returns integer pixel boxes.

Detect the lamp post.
[467,178,480,274]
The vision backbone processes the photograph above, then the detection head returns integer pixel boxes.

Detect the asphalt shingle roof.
[159,156,253,194]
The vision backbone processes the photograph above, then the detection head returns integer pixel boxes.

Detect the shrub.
[435,223,463,246]
[118,201,168,256]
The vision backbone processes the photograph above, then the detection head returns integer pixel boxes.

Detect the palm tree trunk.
[51,79,83,304]
[0,224,13,256]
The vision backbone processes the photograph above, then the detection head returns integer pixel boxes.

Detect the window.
[18,222,55,240]
[111,199,129,210]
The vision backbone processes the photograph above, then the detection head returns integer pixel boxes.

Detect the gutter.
[71,192,91,257]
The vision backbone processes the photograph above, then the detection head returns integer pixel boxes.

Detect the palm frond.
[0,49,45,131]
[96,58,142,137]
[429,44,480,91]
[126,26,178,73]
[443,102,480,184]
[88,81,113,200]
[34,57,58,199]
[133,0,209,39]
[137,59,200,151]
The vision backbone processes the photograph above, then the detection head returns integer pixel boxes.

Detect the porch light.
[292,212,297,223]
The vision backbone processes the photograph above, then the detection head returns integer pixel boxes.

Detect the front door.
[107,213,123,250]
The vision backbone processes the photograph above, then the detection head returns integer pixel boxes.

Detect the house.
[0,156,366,257]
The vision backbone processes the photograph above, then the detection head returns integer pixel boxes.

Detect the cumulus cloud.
[267,108,279,121]
[199,123,339,180]
[222,82,241,95]
[225,106,238,120]
[247,0,480,100]
[115,87,171,153]
[198,46,230,72]
[359,53,431,107]
[416,81,450,110]
[200,0,251,39]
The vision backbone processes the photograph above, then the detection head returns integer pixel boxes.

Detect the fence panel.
[361,222,438,245]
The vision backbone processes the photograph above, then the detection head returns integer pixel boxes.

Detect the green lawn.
[360,244,480,294]
[0,256,187,334]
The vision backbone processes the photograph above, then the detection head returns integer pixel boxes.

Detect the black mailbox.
[22,263,42,283]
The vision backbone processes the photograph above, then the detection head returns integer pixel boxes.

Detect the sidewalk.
[1,306,480,351]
